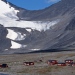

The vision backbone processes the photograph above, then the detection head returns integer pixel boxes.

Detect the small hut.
[71,63,75,66]
[65,60,73,65]
[47,60,58,65]
[57,63,66,66]
[0,64,8,68]
[23,62,34,66]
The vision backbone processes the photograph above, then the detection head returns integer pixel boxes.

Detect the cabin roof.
[57,62,65,64]
[24,62,34,63]
[65,59,73,61]
[48,60,57,61]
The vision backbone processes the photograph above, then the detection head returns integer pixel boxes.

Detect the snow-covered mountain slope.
[0,0,60,31]
[0,18,59,31]
[0,0,19,19]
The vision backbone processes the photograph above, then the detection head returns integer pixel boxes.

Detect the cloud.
[46,0,60,3]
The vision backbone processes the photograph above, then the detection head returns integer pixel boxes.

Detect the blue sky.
[7,0,61,10]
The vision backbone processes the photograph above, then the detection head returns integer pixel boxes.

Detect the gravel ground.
[0,51,75,75]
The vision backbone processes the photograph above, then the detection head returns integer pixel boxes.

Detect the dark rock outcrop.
[0,24,11,50]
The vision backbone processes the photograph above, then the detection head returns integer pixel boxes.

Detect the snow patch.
[6,29,26,40]
[5,49,8,51]
[26,28,32,32]
[0,0,19,19]
[11,41,22,49]
[31,49,40,51]
[11,41,27,49]
[6,29,18,40]
[23,45,27,48]
[16,32,26,40]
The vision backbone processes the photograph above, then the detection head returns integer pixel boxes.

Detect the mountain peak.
[1,0,7,3]
[61,0,75,3]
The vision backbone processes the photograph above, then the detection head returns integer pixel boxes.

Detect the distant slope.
[1,0,75,54]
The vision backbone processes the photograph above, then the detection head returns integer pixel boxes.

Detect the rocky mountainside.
[0,0,75,54]
[0,24,11,51]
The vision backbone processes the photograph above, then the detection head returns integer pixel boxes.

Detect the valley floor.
[0,51,75,75]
